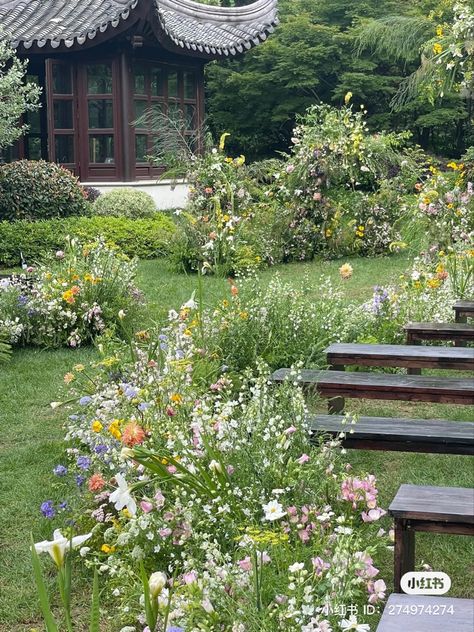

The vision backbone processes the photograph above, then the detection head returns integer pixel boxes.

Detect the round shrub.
[0,160,87,221]
[93,187,157,218]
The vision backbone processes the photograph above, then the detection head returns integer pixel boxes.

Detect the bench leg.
[328,364,345,414]
[394,519,415,593]
[406,335,422,375]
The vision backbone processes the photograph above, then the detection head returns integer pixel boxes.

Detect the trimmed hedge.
[0,160,87,221]
[0,214,176,267]
[94,187,158,218]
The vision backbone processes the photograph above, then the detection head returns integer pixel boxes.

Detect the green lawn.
[0,255,472,630]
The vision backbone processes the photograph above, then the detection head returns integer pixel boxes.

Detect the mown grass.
[0,254,472,630]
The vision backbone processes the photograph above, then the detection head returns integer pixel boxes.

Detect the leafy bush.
[0,238,143,348]
[273,100,424,259]
[0,214,176,267]
[93,187,157,218]
[0,160,87,221]
[170,135,282,275]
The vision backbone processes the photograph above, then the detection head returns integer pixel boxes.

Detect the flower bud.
[149,571,167,598]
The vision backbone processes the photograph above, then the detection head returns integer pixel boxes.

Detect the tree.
[0,37,41,150]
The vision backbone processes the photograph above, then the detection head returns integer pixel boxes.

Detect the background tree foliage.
[205,0,473,159]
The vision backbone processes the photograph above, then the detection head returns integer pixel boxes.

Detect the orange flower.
[63,372,75,384]
[70,285,80,295]
[122,421,146,447]
[88,473,106,492]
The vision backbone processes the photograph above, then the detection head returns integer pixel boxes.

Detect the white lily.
[109,473,137,516]
[34,529,92,567]
[182,292,198,310]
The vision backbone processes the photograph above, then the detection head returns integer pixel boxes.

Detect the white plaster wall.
[82,180,190,210]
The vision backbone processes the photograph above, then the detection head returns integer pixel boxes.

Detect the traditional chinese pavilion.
[0,0,278,182]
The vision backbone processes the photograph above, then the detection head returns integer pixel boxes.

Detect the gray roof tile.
[0,0,278,56]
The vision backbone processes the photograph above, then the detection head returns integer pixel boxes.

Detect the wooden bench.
[454,299,474,323]
[271,369,474,412]
[325,342,474,372]
[389,484,474,592]
[405,321,474,345]
[308,414,474,455]
[376,594,474,631]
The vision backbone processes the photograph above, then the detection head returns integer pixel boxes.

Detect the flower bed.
[39,297,391,631]
[0,238,143,348]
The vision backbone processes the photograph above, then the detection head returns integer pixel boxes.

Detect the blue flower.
[138,402,151,411]
[94,444,108,455]
[77,456,91,470]
[79,396,92,406]
[167,628,185,632]
[124,386,138,399]
[69,414,79,421]
[53,464,68,477]
[40,500,55,519]
[75,475,86,487]
[18,295,28,306]
[59,501,68,510]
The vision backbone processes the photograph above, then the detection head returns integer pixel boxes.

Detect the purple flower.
[138,402,151,411]
[40,500,55,518]
[77,456,91,470]
[79,396,92,406]
[59,501,68,510]
[75,475,86,487]
[167,628,185,632]
[94,444,108,455]
[53,465,68,477]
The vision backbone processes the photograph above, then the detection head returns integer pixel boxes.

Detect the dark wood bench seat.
[376,594,474,631]
[454,299,474,322]
[308,414,474,455]
[324,342,474,371]
[405,321,474,344]
[389,484,474,592]
[271,369,474,409]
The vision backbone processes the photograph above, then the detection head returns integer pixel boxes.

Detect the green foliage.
[0,38,41,150]
[0,214,176,267]
[0,160,87,221]
[93,187,158,219]
[206,0,471,159]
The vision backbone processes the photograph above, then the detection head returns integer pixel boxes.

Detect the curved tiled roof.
[156,0,278,57]
[0,0,278,56]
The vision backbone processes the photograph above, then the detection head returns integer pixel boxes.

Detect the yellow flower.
[239,311,249,320]
[108,419,122,440]
[433,42,443,55]
[447,161,459,170]
[92,420,103,433]
[344,91,353,104]
[339,263,353,279]
[325,229,332,237]
[170,393,183,404]
[427,278,441,289]
[122,508,132,519]
[219,132,230,150]
[101,544,115,554]
[184,328,192,336]
[73,364,85,372]
[436,25,443,37]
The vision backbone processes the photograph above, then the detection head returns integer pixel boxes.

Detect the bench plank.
[389,484,474,524]
[454,299,474,322]
[405,321,474,343]
[308,414,474,455]
[271,369,474,405]
[376,594,474,631]
[325,342,474,370]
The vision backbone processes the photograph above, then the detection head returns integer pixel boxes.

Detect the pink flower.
[284,426,297,435]
[183,571,198,584]
[166,406,176,417]
[167,465,177,474]
[368,578,387,603]
[238,557,252,572]
[226,465,235,475]
[313,191,322,201]
[140,500,153,513]
[56,250,65,259]
[361,508,386,522]
[312,556,330,576]
[286,164,295,174]
[159,527,172,538]
[154,490,165,508]
[297,453,310,464]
